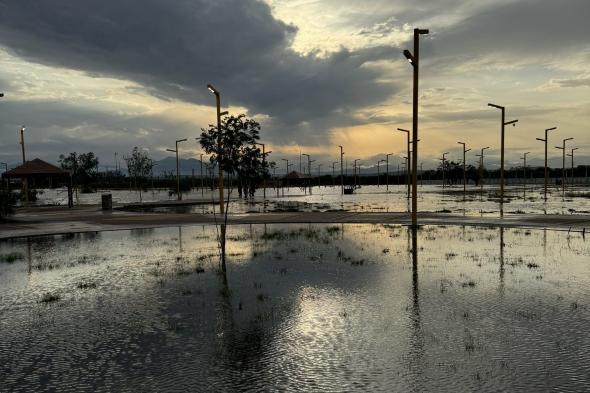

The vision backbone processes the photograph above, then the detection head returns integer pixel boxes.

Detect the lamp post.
[396,128,411,198]
[439,152,449,189]
[254,143,267,200]
[555,137,573,196]
[403,27,429,228]
[302,153,311,194]
[377,159,386,187]
[332,161,339,186]
[476,147,490,200]
[520,152,530,198]
[339,146,344,195]
[488,103,518,215]
[457,142,471,201]
[353,159,360,188]
[567,147,579,189]
[207,84,225,215]
[166,138,187,201]
[199,153,205,197]
[18,126,29,203]
[535,127,557,202]
[386,153,393,192]
[317,164,322,187]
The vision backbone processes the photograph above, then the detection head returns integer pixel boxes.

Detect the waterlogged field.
[1,224,589,391]
[36,183,590,216]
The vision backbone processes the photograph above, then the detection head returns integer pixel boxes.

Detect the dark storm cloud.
[0,99,200,165]
[421,0,590,64]
[0,0,398,143]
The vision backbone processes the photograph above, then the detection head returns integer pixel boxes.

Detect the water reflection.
[0,224,589,391]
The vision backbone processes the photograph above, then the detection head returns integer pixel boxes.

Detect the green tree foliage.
[124,147,154,202]
[59,152,99,193]
[200,114,269,198]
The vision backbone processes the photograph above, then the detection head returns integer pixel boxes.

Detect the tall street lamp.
[353,159,361,188]
[439,152,449,190]
[254,143,267,201]
[567,147,578,188]
[520,151,530,198]
[488,103,518,215]
[536,126,557,202]
[207,84,225,215]
[396,128,411,198]
[457,142,471,201]
[555,137,573,196]
[377,159,386,187]
[386,153,393,192]
[404,27,429,228]
[331,161,339,186]
[339,146,344,195]
[317,164,322,187]
[302,153,311,194]
[476,146,490,200]
[19,126,29,203]
[166,138,187,201]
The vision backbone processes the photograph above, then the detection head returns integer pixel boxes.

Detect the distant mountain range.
[152,157,208,176]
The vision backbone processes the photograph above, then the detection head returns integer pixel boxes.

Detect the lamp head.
[403,50,415,65]
[207,84,218,95]
[546,127,557,132]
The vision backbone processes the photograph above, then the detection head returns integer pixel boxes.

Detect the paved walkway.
[1,205,589,239]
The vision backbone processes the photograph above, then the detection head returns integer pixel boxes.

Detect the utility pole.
[457,142,471,201]
[536,127,557,202]
[403,27,429,228]
[488,103,518,216]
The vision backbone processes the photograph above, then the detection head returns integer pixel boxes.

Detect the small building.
[2,158,73,207]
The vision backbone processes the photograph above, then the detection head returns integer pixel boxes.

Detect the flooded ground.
[1,224,588,391]
[35,183,590,216]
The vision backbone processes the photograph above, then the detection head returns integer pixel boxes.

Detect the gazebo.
[2,158,73,207]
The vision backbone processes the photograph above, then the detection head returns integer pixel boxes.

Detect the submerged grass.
[0,252,24,263]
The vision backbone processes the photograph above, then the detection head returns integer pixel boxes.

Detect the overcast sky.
[0,0,588,170]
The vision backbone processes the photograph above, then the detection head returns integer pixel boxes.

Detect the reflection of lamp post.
[520,151,530,198]
[536,126,556,202]
[567,147,579,189]
[166,138,187,201]
[207,84,225,214]
[555,137,573,196]
[488,103,518,214]
[403,27,429,228]
[396,128,410,198]
[457,142,471,201]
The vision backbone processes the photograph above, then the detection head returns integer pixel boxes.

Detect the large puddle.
[1,224,589,391]
[34,184,590,216]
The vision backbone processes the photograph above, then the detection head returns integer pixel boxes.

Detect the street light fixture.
[338,146,344,195]
[439,152,449,190]
[385,153,393,192]
[207,83,225,216]
[488,103,518,215]
[404,28,429,228]
[166,138,187,201]
[254,143,268,201]
[457,142,471,201]
[396,128,411,199]
[567,147,579,187]
[536,126,557,202]
[520,152,530,198]
[555,137,573,196]
[377,159,386,187]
